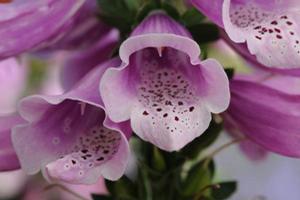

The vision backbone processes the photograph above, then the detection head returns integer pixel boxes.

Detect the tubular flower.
[100,11,230,151]
[0,0,111,59]
[12,59,132,184]
[224,72,300,157]
[192,0,300,69]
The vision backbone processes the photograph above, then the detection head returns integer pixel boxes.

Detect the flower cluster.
[0,0,300,199]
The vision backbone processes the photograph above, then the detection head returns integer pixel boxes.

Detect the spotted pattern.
[229,3,300,67]
[48,125,121,180]
[137,60,202,135]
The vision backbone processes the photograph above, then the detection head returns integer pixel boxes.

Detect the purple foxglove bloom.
[100,11,230,151]
[12,59,132,184]
[0,0,110,59]
[0,113,25,171]
[192,0,300,69]
[224,72,300,157]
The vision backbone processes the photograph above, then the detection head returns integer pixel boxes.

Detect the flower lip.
[119,34,201,66]
[12,58,131,184]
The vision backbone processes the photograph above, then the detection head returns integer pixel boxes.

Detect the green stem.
[203,136,247,168]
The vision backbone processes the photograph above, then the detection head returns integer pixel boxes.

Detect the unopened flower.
[100,11,230,151]
[12,59,131,184]
[192,0,300,69]
[224,72,300,157]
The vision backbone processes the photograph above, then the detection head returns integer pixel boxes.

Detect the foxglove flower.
[224,72,300,157]
[192,0,300,69]
[0,0,110,59]
[100,11,230,151]
[12,59,131,184]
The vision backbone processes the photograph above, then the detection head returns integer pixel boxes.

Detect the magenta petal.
[239,140,268,161]
[225,77,300,157]
[61,29,119,90]
[0,113,25,171]
[0,58,27,113]
[12,59,131,184]
[191,0,224,27]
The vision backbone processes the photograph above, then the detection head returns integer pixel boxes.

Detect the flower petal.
[191,0,224,27]
[0,113,25,171]
[199,59,230,113]
[0,0,85,59]
[226,79,300,157]
[0,58,27,113]
[62,29,119,90]
[223,0,300,68]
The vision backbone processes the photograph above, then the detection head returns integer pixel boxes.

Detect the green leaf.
[161,3,180,20]
[136,1,161,23]
[181,160,214,196]
[105,176,137,199]
[98,0,142,35]
[181,8,205,27]
[211,181,237,200]
[151,147,167,172]
[138,168,153,200]
[92,195,114,200]
[181,121,223,159]
[189,23,220,44]
[26,58,47,93]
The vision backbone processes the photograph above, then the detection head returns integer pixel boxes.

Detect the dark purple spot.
[103,150,109,154]
[189,107,195,112]
[254,26,261,30]
[276,35,282,39]
[255,36,262,40]
[274,28,281,33]
[286,21,293,25]
[165,101,172,106]
[178,101,183,106]
[175,116,179,121]
[271,21,278,25]
[97,157,104,161]
[156,108,162,112]
[143,111,149,116]
[163,113,168,118]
